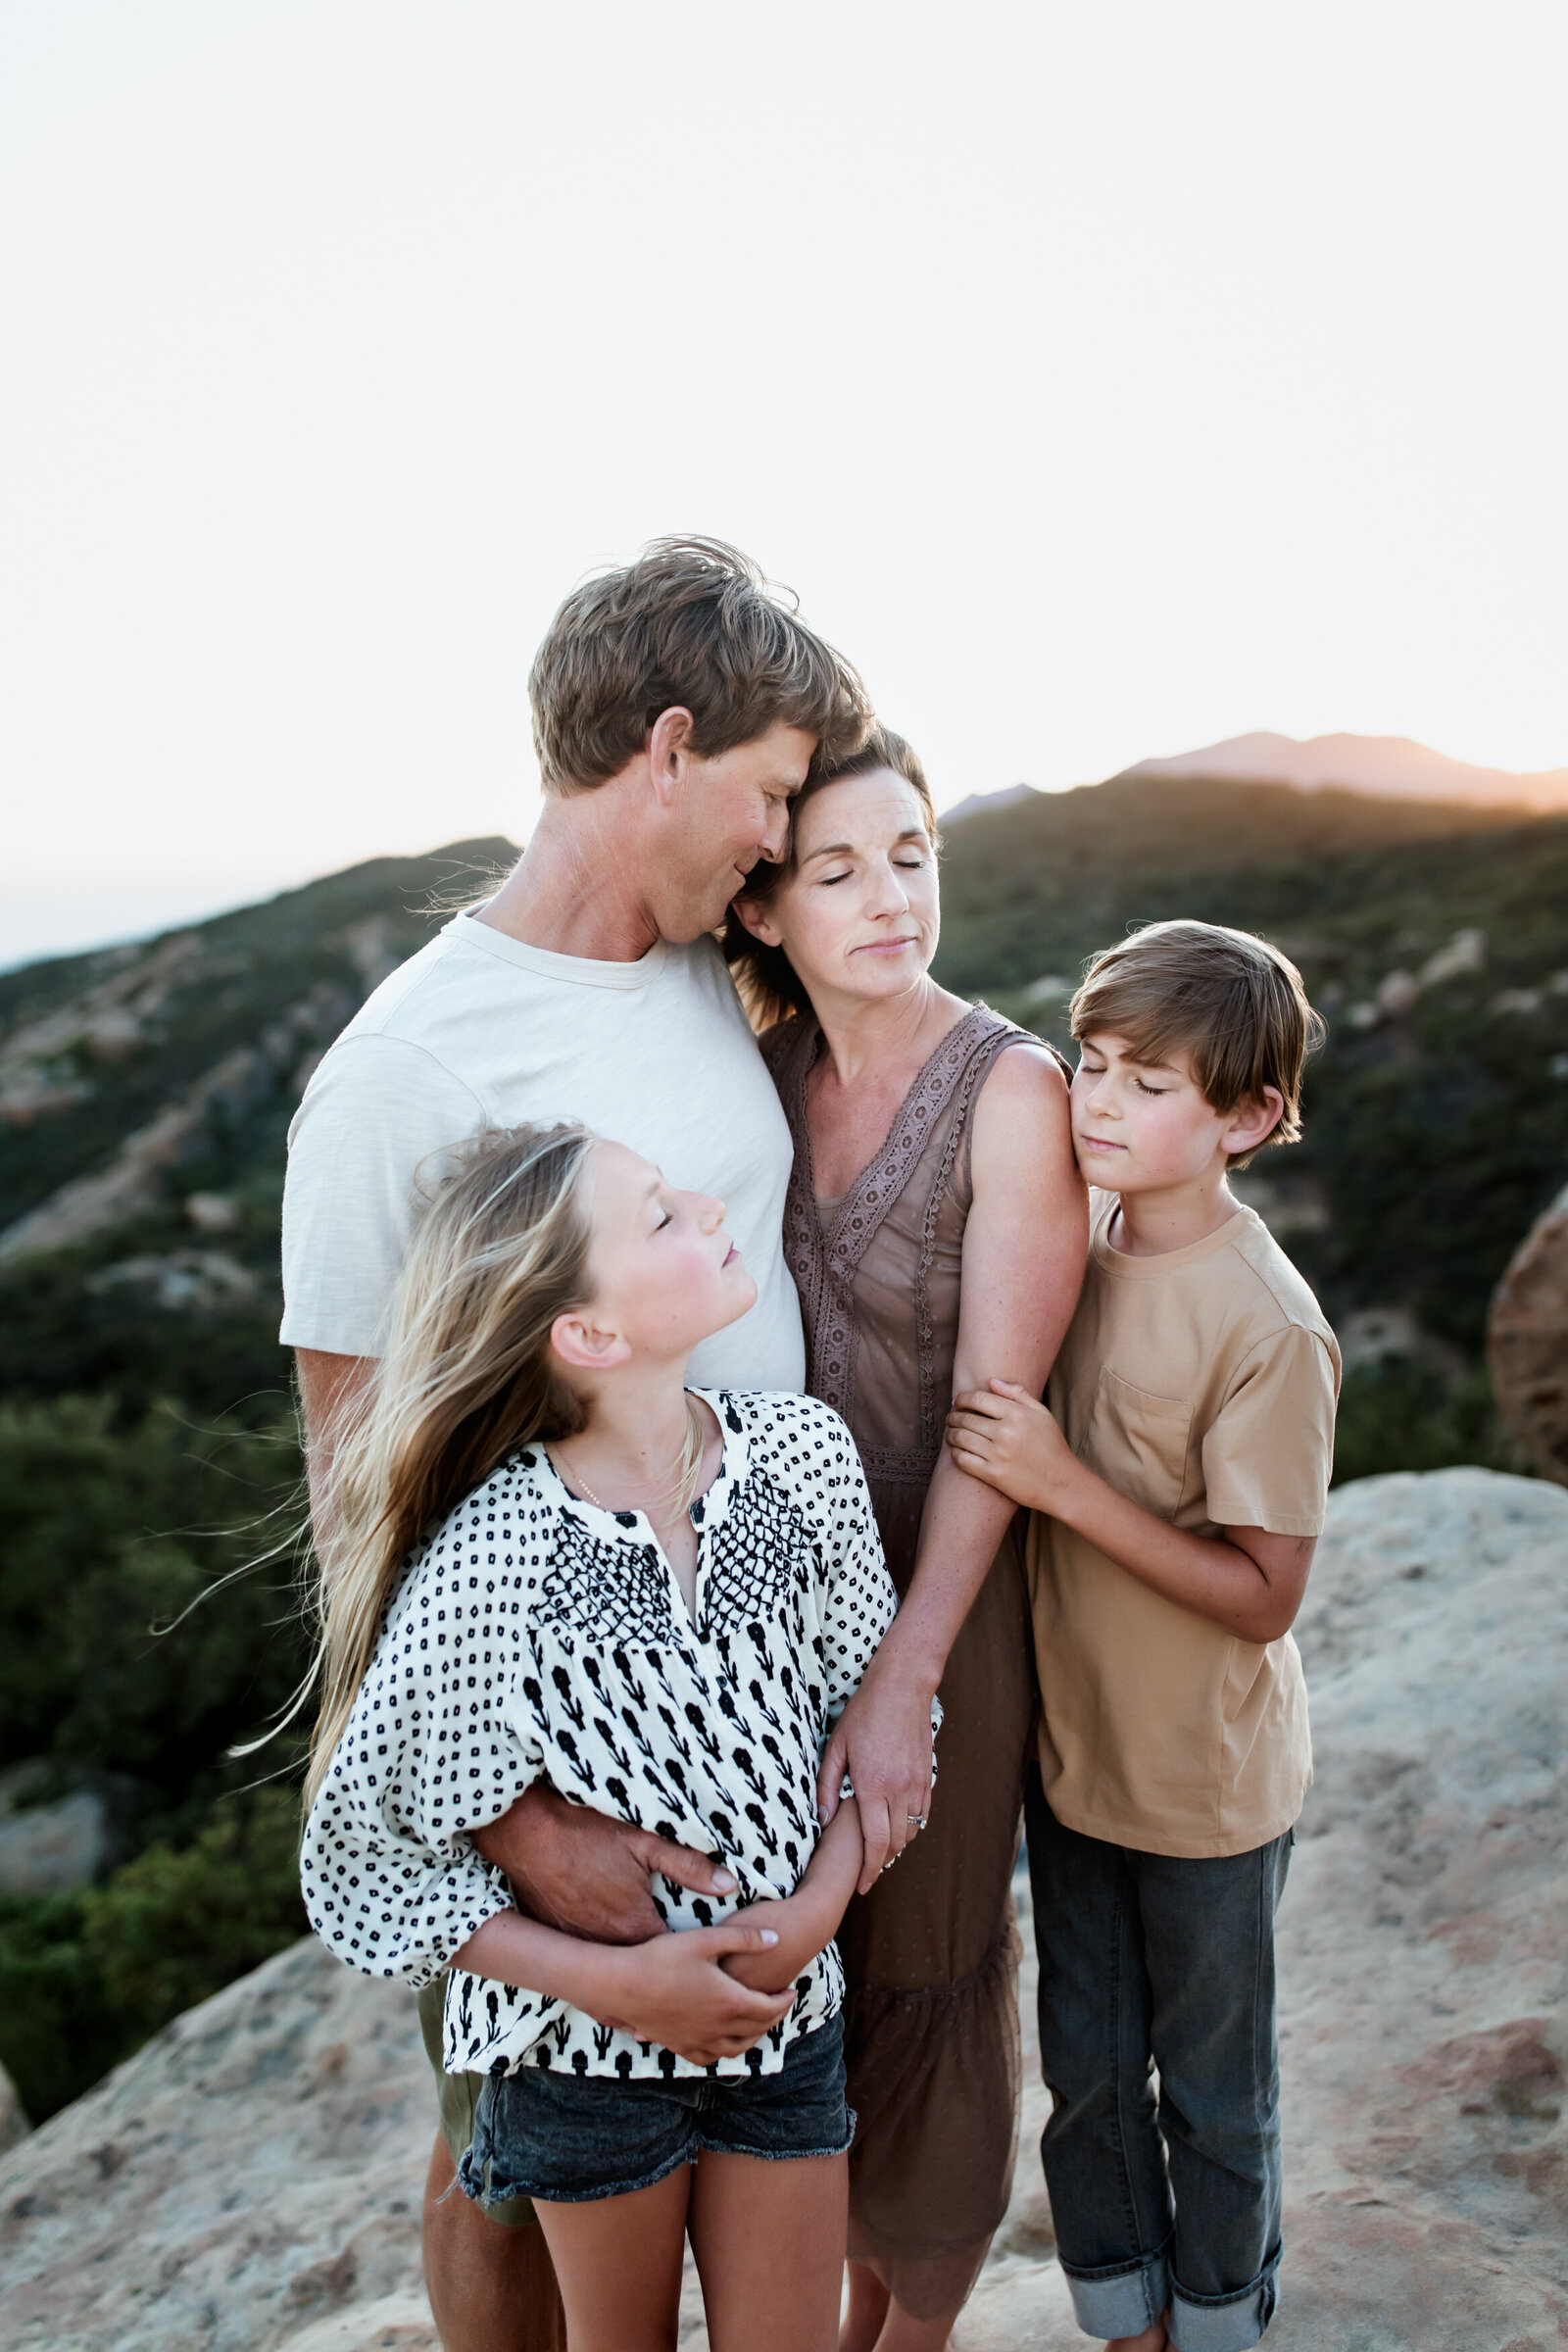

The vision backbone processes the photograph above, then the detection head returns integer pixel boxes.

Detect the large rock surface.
[3,1468,1564,2351]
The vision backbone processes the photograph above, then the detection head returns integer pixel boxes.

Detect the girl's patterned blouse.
[301,1388,905,2081]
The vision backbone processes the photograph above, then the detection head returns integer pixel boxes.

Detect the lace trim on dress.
[768,1007,1043,1450]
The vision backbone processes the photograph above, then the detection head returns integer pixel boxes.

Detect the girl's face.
[738,769,940,1008]
[572,1140,757,1367]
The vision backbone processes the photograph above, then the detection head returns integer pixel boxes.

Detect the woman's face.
[741,768,940,1008]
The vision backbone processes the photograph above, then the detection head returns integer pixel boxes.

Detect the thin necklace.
[553,1396,708,1519]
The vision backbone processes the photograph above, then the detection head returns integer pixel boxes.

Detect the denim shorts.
[458,2016,854,2207]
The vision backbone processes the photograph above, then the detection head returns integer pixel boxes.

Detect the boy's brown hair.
[1071,919,1325,1168]
[528,536,872,793]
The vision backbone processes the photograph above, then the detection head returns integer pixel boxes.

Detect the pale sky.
[3,2,1565,966]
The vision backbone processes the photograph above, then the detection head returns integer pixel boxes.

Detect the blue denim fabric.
[459,2015,853,2207]
[1024,1773,1293,2352]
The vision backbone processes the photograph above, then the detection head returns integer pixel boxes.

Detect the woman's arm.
[817,1047,1088,1886]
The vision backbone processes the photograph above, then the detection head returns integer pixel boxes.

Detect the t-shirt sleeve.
[279,1035,484,1356]
[299,1531,544,1988]
[1201,1322,1340,1537]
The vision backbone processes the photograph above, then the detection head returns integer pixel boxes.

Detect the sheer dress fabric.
[764,1005,1060,2321]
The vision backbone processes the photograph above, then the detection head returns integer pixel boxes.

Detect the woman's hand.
[815,1647,935,1891]
[947,1379,1078,1512]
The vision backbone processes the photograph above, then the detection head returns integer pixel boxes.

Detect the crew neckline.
[1091,1194,1261,1280]
[447,909,671,991]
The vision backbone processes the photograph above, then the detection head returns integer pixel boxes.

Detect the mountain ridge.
[942,731,1568,825]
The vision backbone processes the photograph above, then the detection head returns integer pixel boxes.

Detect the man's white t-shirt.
[279,912,805,1391]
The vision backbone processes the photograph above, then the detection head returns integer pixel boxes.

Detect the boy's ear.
[730,894,785,950]
[1222,1085,1285,1157]
[549,1310,633,1376]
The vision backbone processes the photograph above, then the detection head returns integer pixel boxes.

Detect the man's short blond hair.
[1070,919,1324,1168]
[528,536,872,793]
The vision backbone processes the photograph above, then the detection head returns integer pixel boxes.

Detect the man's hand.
[947,1378,1074,1512]
[472,1784,736,1944]
[815,1649,936,1892]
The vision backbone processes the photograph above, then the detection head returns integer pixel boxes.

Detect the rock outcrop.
[3,1468,1564,2351]
[1491,1179,1568,1485]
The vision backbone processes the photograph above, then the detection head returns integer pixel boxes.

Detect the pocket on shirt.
[1078,1367,1193,1520]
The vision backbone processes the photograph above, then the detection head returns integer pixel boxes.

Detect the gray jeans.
[1025,1772,1293,2352]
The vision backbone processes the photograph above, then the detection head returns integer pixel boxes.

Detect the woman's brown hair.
[722,725,939,1031]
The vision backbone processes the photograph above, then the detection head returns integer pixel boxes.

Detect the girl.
[301,1120,917,2352]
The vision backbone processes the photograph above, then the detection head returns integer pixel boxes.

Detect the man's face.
[659,720,816,939]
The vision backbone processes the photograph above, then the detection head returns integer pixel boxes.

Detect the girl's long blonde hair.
[304,1121,597,1812]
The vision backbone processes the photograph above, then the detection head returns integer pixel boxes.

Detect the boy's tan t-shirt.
[1028,1192,1341,1860]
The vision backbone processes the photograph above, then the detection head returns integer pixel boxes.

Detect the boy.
[948,918,1340,2352]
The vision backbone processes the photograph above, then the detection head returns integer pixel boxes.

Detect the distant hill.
[941,733,1568,825]
[1118,730,1568,811]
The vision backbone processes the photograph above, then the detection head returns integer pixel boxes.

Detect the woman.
[726,731,1088,2351]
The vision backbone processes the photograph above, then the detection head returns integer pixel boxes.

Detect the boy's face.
[1070,1032,1281,1194]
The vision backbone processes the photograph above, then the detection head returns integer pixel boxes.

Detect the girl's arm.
[720,1798,864,1993]
[816,1047,1088,1886]
[452,1910,797,2066]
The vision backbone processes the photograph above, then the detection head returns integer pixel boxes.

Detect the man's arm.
[947,1381,1315,1644]
[293,1345,734,1936]
[296,1348,377,1550]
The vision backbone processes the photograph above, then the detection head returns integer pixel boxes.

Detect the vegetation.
[0,790,1563,2119]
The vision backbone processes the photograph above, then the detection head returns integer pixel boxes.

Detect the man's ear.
[1222,1085,1285,1158]
[729,893,785,950]
[647,707,696,809]
[549,1310,633,1376]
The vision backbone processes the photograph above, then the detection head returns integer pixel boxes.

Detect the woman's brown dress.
[763,1004,1046,2322]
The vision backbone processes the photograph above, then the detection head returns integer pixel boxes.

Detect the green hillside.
[1,785,1564,2121]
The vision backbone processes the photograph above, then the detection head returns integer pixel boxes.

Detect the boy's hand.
[947,1379,1077,1511]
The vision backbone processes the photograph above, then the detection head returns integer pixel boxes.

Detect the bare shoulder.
[976,1038,1071,1120]
[967,1038,1079,1204]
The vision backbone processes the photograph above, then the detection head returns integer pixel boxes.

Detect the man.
[282,538,872,2352]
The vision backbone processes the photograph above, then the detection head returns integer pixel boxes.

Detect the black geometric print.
[701,1460,809,1634]
[537,1512,674,1642]
[299,1387,922,2086]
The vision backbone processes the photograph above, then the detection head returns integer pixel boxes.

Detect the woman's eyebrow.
[801,828,926,862]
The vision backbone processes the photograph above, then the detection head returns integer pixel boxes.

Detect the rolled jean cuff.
[1169,2251,1281,2352]
[1061,2243,1171,2337]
